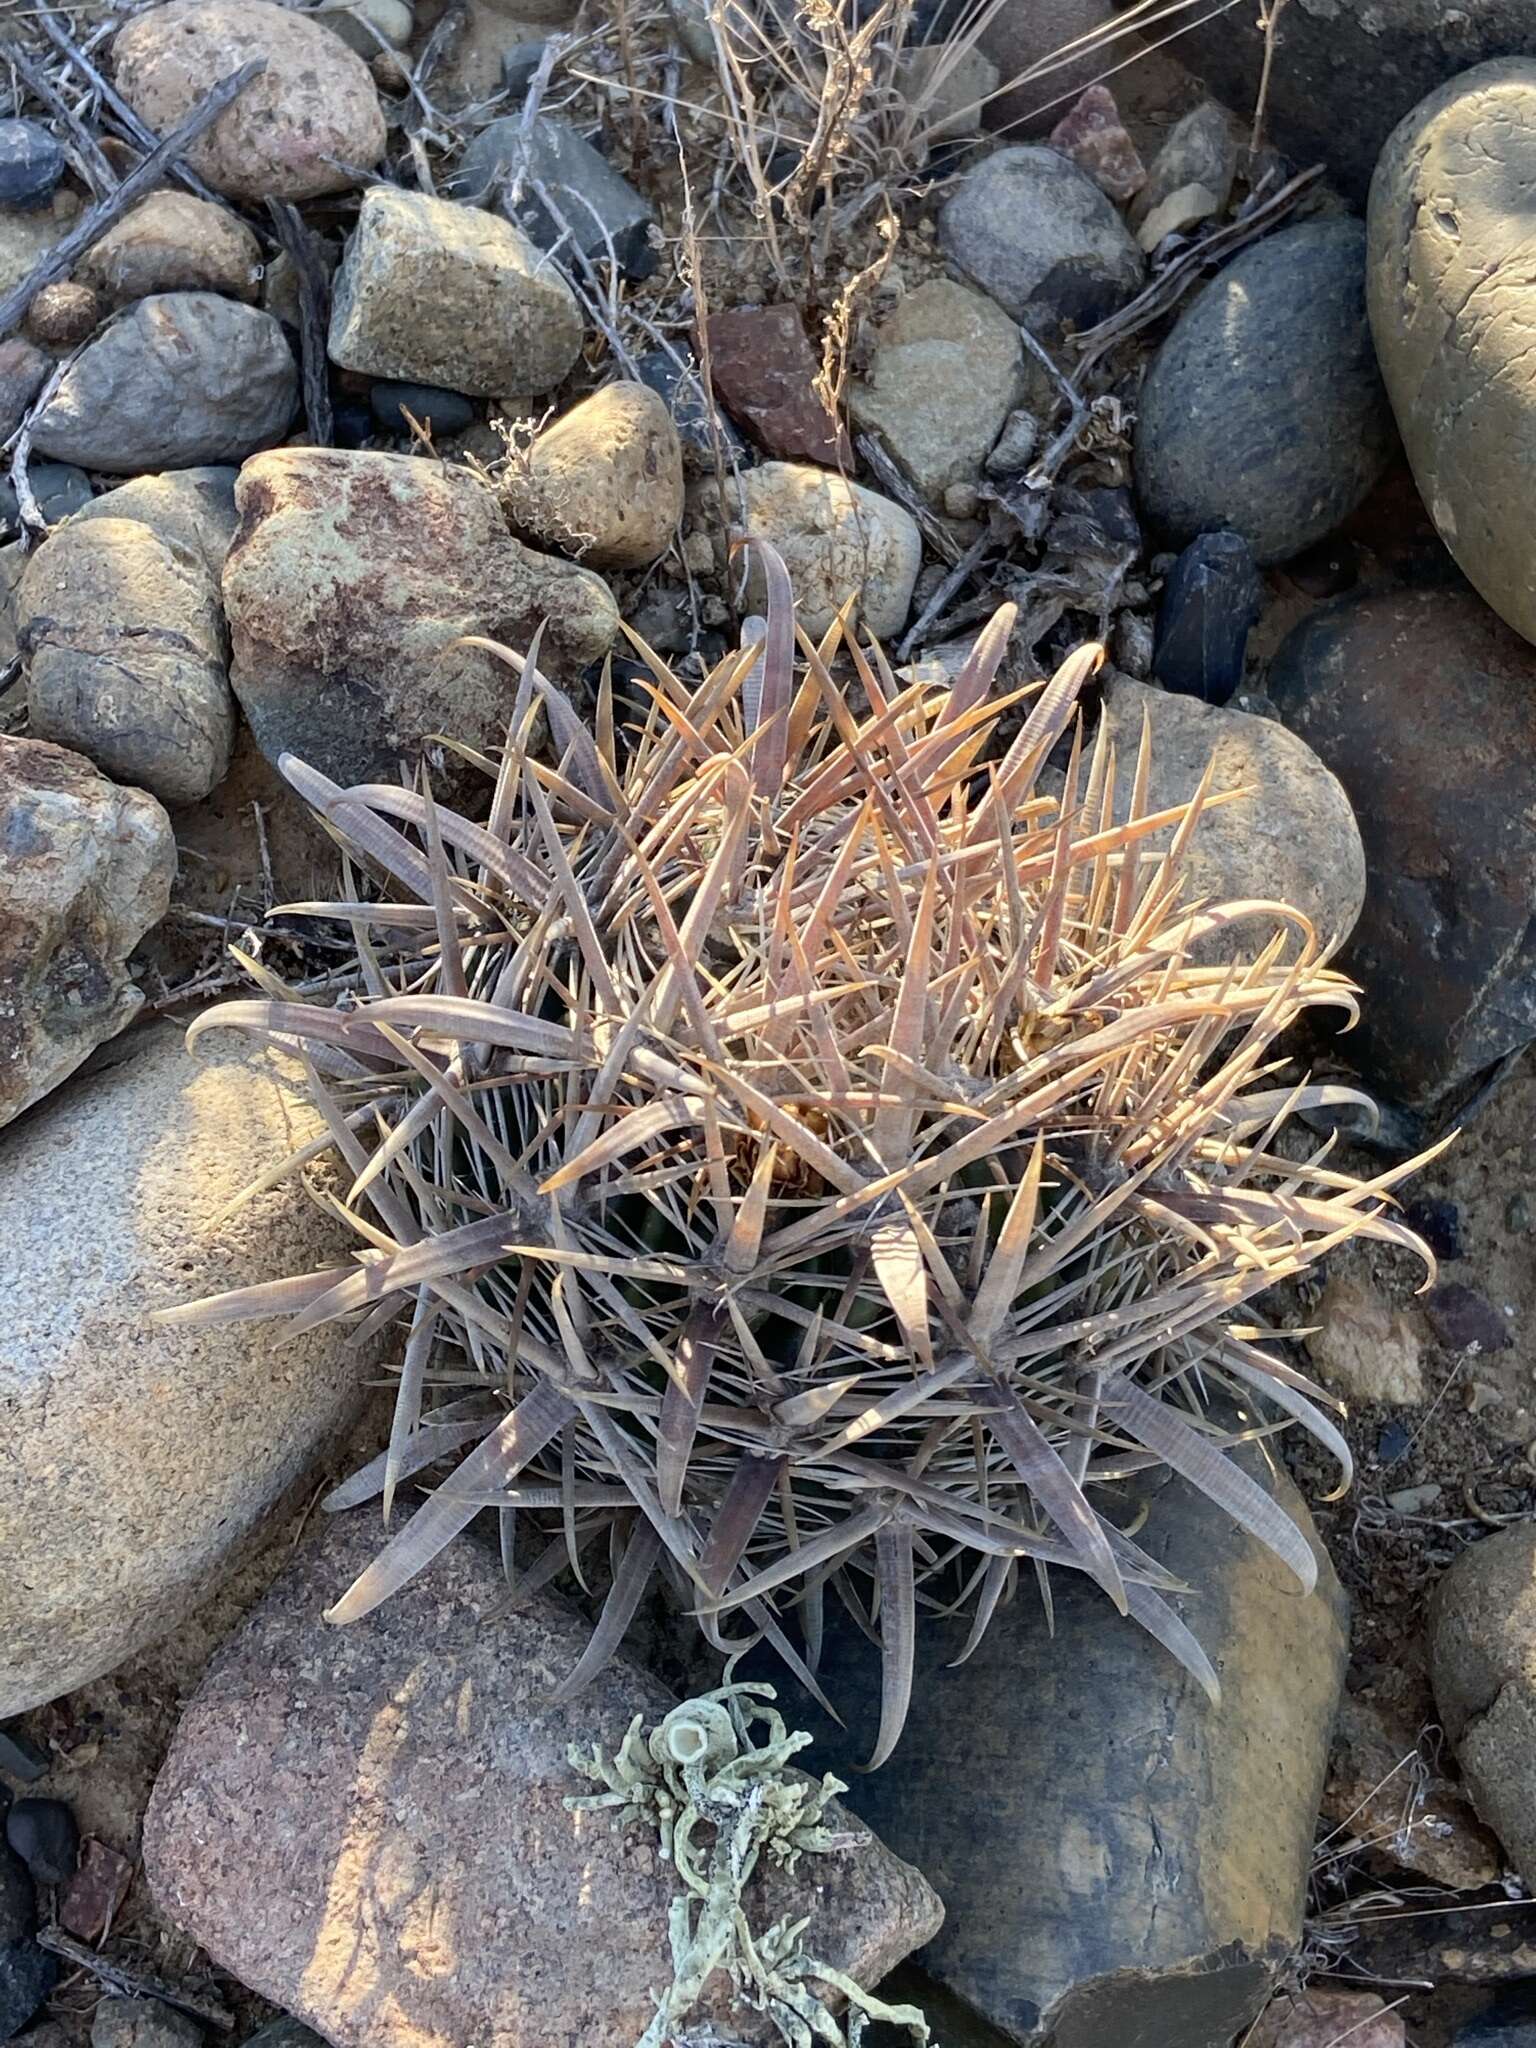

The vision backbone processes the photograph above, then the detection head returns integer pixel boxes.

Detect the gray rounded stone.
[1135,218,1396,566]
[32,294,297,474]
[1368,58,1536,649]
[938,144,1144,337]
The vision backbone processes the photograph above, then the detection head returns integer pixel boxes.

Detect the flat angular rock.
[705,303,851,466]
[1152,529,1263,705]
[1132,100,1240,229]
[0,735,172,1131]
[939,144,1143,338]
[0,1027,377,1714]
[112,0,385,203]
[19,516,235,807]
[1048,83,1145,202]
[1136,219,1395,565]
[1093,672,1366,961]
[223,447,617,786]
[1267,585,1536,1104]
[142,1515,943,2048]
[757,1457,1346,2048]
[847,279,1022,505]
[32,295,296,475]
[329,185,582,399]
[1324,1694,1500,1891]
[452,114,656,280]
[1369,59,1536,650]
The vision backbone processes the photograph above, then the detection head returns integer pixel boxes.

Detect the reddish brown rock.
[1249,1989,1405,2048]
[704,303,852,466]
[222,447,618,787]
[1049,84,1146,202]
[23,282,101,350]
[1323,1694,1501,1892]
[143,1514,943,2048]
[1268,586,1536,1105]
[60,1840,133,1942]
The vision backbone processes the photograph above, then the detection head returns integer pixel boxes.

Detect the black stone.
[369,381,476,439]
[501,40,548,96]
[0,121,65,212]
[0,1733,47,1787]
[1457,1987,1536,2045]
[0,464,92,532]
[1404,1196,1463,1262]
[633,347,747,468]
[0,1851,31,1948]
[4,1802,77,1889]
[1375,1419,1414,1465]
[0,1939,57,2042]
[331,400,374,450]
[1152,531,1263,705]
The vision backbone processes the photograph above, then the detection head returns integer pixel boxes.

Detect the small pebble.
[1152,530,1263,705]
[502,40,549,96]
[5,1799,77,1887]
[60,1838,133,1943]
[24,282,103,351]
[1506,1193,1533,1234]
[1386,1483,1443,1515]
[90,1998,205,2048]
[942,481,978,519]
[1112,609,1154,678]
[1405,1195,1463,1261]
[369,380,476,438]
[986,408,1038,475]
[1375,1419,1414,1464]
[1424,1283,1511,1355]
[0,463,92,531]
[0,121,66,212]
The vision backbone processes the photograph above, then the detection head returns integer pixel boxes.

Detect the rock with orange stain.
[142,1514,944,2048]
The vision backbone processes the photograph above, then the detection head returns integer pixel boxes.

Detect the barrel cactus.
[164,546,1432,1761]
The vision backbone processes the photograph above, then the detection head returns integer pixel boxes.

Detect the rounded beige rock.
[0,1026,376,1716]
[111,0,386,203]
[77,191,262,305]
[504,381,684,570]
[714,462,922,639]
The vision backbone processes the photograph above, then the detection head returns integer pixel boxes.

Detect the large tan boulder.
[1369,59,1536,649]
[0,1027,374,1714]
[143,1513,943,2048]
[0,735,173,1131]
[111,0,385,203]
[223,447,618,787]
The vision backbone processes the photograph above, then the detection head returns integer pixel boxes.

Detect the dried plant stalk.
[163,545,1434,1760]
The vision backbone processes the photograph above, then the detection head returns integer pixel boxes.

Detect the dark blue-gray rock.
[1368,60,1536,652]
[938,144,1144,337]
[1135,219,1396,566]
[0,1851,30,1947]
[1153,0,1534,204]
[0,1734,47,1787]
[89,2000,203,2048]
[369,381,476,437]
[1457,1989,1536,2044]
[1153,531,1263,705]
[449,115,656,281]
[32,295,297,474]
[0,123,64,212]
[1267,585,1536,1106]
[0,1940,56,2041]
[4,1803,75,1889]
[634,346,746,471]
[751,1457,1347,2048]
[0,465,91,533]
[502,40,548,96]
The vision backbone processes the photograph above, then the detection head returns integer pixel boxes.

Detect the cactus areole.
[162,542,1434,1762]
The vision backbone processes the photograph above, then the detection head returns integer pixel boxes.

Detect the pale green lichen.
[565,1681,932,2048]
